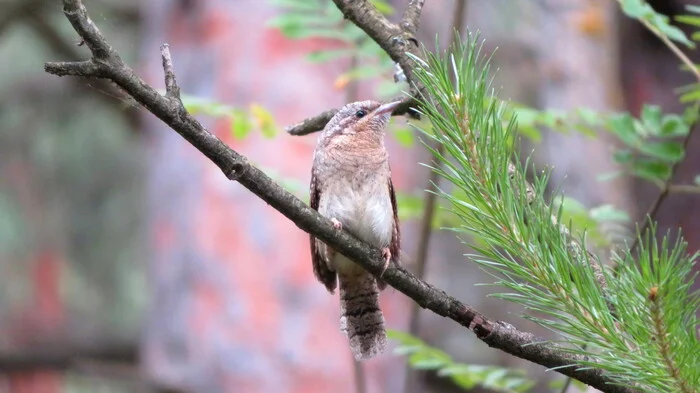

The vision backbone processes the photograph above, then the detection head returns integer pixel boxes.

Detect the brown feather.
[377,176,401,291]
[309,170,337,293]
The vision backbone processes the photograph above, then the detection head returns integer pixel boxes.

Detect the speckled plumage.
[309,100,401,361]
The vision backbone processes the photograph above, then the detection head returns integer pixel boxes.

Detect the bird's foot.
[330,218,343,230]
[379,248,392,278]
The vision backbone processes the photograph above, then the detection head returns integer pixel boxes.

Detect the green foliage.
[604,105,690,185]
[609,229,700,392]
[268,0,402,98]
[506,105,602,141]
[181,94,278,140]
[505,103,692,188]
[677,5,700,43]
[554,197,630,249]
[674,5,700,106]
[408,33,700,393]
[388,330,535,393]
[619,0,694,48]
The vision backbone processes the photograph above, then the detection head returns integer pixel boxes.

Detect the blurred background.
[0,0,698,392]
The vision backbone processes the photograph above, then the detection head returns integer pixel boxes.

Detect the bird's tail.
[338,271,387,360]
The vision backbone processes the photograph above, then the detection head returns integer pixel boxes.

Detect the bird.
[309,99,401,361]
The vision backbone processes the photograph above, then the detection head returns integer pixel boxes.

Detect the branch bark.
[0,341,136,372]
[43,1,635,392]
[285,97,417,136]
[400,0,426,35]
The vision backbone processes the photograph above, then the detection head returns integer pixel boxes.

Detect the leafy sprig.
[388,330,535,393]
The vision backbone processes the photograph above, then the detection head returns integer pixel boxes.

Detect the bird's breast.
[319,173,394,249]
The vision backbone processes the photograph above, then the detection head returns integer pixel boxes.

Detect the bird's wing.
[388,177,401,265]
[378,177,401,291]
[310,170,338,293]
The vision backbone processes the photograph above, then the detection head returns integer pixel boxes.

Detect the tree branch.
[0,341,136,372]
[285,97,417,136]
[400,0,426,35]
[43,1,636,392]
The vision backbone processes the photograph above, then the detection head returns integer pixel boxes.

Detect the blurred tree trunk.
[0,1,143,392]
[536,0,633,218]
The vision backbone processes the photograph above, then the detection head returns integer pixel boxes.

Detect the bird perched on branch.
[309,100,402,360]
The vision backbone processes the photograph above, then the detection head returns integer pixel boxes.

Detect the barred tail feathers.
[338,271,387,360]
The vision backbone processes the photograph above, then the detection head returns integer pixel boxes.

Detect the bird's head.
[318,100,401,150]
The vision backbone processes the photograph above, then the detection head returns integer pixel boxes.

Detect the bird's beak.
[373,100,402,117]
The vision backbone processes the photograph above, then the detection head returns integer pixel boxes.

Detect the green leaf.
[266,13,331,29]
[632,158,672,182]
[408,349,450,370]
[641,104,662,133]
[590,204,630,223]
[249,103,277,138]
[483,368,510,387]
[638,141,684,162]
[369,0,395,15]
[675,14,700,27]
[660,115,689,137]
[620,0,695,48]
[577,107,604,127]
[451,373,478,390]
[230,110,252,140]
[613,149,634,164]
[436,364,476,377]
[607,113,640,147]
[657,21,696,48]
[517,124,543,141]
[620,0,650,19]
[393,344,423,355]
[687,5,700,14]
[386,329,424,346]
[679,87,700,104]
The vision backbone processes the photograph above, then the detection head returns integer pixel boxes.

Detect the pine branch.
[648,289,694,393]
[43,1,638,392]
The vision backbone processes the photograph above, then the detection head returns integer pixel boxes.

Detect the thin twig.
[400,0,426,36]
[44,1,638,392]
[0,341,136,372]
[637,18,700,83]
[668,184,700,194]
[161,44,181,100]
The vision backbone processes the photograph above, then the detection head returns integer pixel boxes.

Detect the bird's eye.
[355,109,367,118]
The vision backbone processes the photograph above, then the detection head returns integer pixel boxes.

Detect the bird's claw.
[331,218,343,231]
[379,248,392,278]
